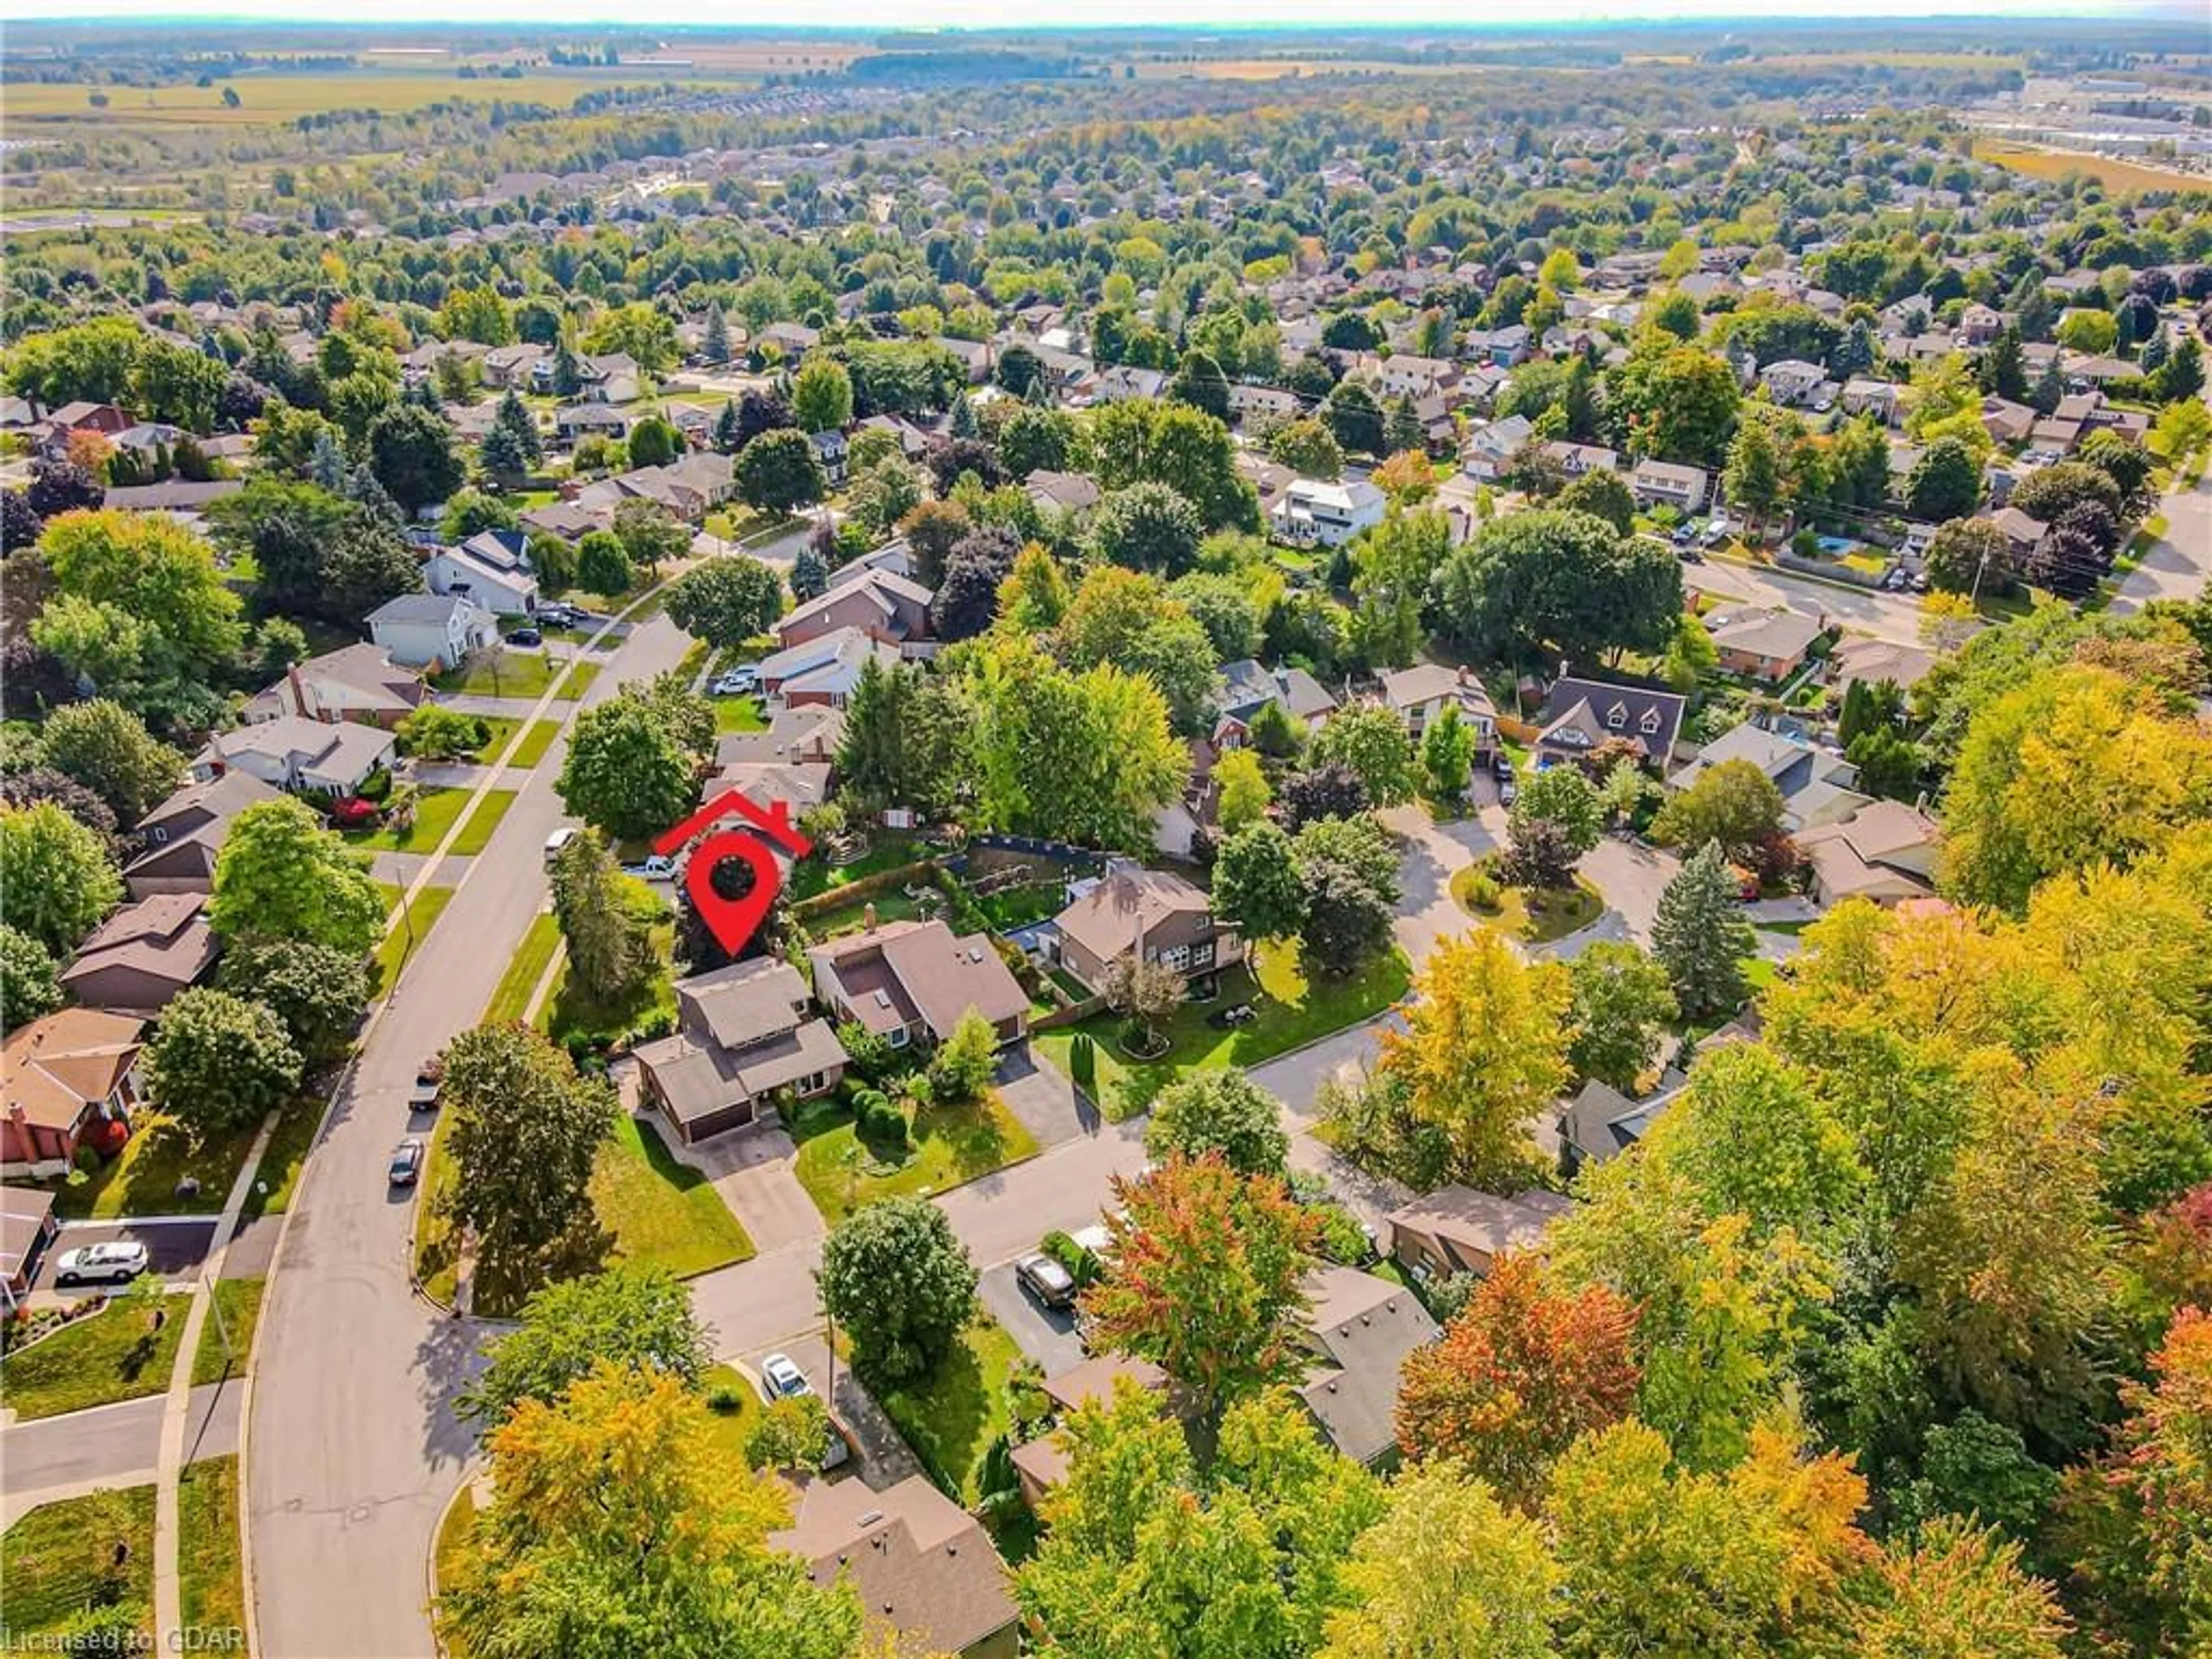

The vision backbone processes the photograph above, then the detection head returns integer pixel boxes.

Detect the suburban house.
[808,918,1031,1051]
[1826,636,1937,699]
[553,403,634,445]
[1990,505,2050,563]
[1212,658,1338,747]
[1533,678,1687,771]
[124,772,282,899]
[1379,663,1498,755]
[1542,440,1620,478]
[367,592,499,672]
[756,627,903,709]
[1386,1186,1575,1282]
[1842,378,1901,424]
[1668,722,1869,833]
[1,1010,146,1175]
[244,645,426,730]
[772,1475,1018,1659]
[1050,865,1243,995]
[1628,458,1710,512]
[480,343,549,389]
[196,715,395,797]
[1025,469,1103,515]
[0,1187,59,1312]
[632,959,848,1145]
[1010,1356,1173,1506]
[426,529,539,617]
[1759,358,1830,407]
[1096,365,1168,403]
[575,351,642,404]
[809,429,849,486]
[1703,605,1825,683]
[520,498,612,541]
[59,893,220,1016]
[1560,1074,1686,1176]
[1294,1265,1443,1468]
[102,478,245,519]
[1227,383,1303,427]
[1458,413,1534,481]
[1796,800,1944,907]
[1271,478,1386,547]
[714,704,845,771]
[774,566,933,653]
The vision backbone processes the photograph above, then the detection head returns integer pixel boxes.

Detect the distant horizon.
[1,1,2189,30]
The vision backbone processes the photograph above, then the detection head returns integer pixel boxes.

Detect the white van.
[544,826,580,866]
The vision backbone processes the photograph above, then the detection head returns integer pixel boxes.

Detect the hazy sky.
[0,0,2149,25]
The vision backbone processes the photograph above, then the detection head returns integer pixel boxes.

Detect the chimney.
[863,901,877,930]
[1456,665,1469,686]
[286,661,309,719]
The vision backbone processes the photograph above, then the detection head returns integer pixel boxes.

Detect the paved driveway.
[1,1382,240,1525]
[979,1262,1085,1374]
[1379,801,1494,963]
[1574,835,1682,948]
[662,1115,823,1255]
[997,1045,1094,1145]
[33,1218,218,1304]
[737,1334,919,1491]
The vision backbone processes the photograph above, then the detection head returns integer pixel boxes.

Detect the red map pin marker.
[683,829,786,957]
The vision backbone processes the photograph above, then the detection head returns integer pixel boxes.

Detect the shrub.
[72,1143,102,1175]
[1068,1032,1097,1093]
[1464,870,1502,912]
[707,1384,743,1415]
[1043,1228,1101,1289]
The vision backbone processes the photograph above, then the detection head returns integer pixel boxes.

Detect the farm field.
[1972,139,2212,194]
[2,71,714,126]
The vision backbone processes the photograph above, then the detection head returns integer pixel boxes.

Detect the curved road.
[247,613,690,1658]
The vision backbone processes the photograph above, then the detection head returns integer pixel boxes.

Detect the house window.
[1191,942,1216,970]
[1640,709,1662,734]
[1156,944,1192,973]
[887,1027,909,1048]
[1605,704,1626,729]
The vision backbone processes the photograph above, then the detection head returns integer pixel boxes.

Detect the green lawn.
[432,1486,479,1627]
[430,653,599,701]
[0,1293,187,1420]
[591,1113,756,1279]
[700,1361,765,1465]
[801,887,931,941]
[790,835,930,902]
[416,1109,753,1317]
[874,1315,1024,1506]
[38,1111,257,1221]
[544,922,676,1048]
[176,1456,246,1641]
[0,1483,155,1644]
[485,913,563,1025]
[191,1277,264,1386]
[1450,863,1605,946]
[790,1092,1041,1226]
[714,695,768,734]
[503,717,563,768]
[343,786,476,853]
[450,789,517,855]
[374,885,456,997]
[240,1101,320,1222]
[1032,942,1411,1120]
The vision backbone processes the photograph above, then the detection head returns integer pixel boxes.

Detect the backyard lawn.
[790,1092,1040,1226]
[0,1291,188,1420]
[373,885,456,997]
[39,1110,259,1221]
[484,912,563,1025]
[790,835,930,902]
[1450,863,1605,946]
[0,1484,155,1644]
[177,1456,246,1640]
[449,789,518,855]
[714,695,768,734]
[874,1315,1025,1506]
[191,1277,264,1386]
[1032,942,1410,1119]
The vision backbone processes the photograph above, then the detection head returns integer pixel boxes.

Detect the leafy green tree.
[1325,379,1387,457]
[1309,702,1416,806]
[1214,748,1273,833]
[1145,1069,1290,1177]
[550,831,656,1005]
[0,801,122,955]
[215,936,372,1064]
[745,1395,832,1474]
[1650,842,1755,1021]
[1555,468,1635,535]
[37,509,245,695]
[556,687,707,842]
[37,699,179,824]
[574,530,633,600]
[1651,757,1785,861]
[927,1006,999,1103]
[1567,941,1679,1092]
[663,556,783,650]
[1609,343,1742,468]
[1100,952,1187,1051]
[623,415,680,469]
[209,797,384,955]
[440,487,518,543]
[817,1195,977,1385]
[0,923,63,1029]
[1906,436,1983,524]
[1512,763,1603,859]
[144,987,302,1138]
[441,1022,616,1274]
[732,428,825,516]
[1268,418,1344,480]
[1438,509,1681,669]
[1090,481,1203,578]
[791,358,854,434]
[458,1266,711,1427]
[1724,417,1787,540]
[1926,516,2014,598]
[366,402,464,516]
[1085,1156,1323,1420]
[1210,821,1308,946]
[1166,572,1262,661]
[1082,397,1259,531]
[998,406,1074,479]
[1419,701,1475,803]
[435,1365,861,1659]
[834,656,976,819]
[611,498,688,581]
[1319,1461,1561,1659]
[1021,1385,1382,1659]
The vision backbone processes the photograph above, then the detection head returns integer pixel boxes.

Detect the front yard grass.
[484,913,562,1025]
[1450,862,1605,946]
[449,789,517,855]
[1032,942,1410,1120]
[790,1092,1040,1227]
[39,1111,258,1221]
[0,1292,187,1421]
[700,1361,764,1465]
[874,1315,1024,1506]
[373,885,456,997]
[502,717,564,768]
[0,1483,155,1644]
[240,1100,319,1222]
[430,653,599,701]
[176,1455,245,1639]
[191,1277,264,1386]
[343,786,474,853]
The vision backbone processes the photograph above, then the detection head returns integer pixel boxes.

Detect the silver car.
[52,1241,151,1286]
[759,1351,812,1400]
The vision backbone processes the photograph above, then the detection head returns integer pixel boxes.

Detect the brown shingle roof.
[774,1475,1016,1657]
[2,1010,145,1131]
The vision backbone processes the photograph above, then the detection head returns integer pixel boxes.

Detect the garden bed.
[1450,862,1605,946]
